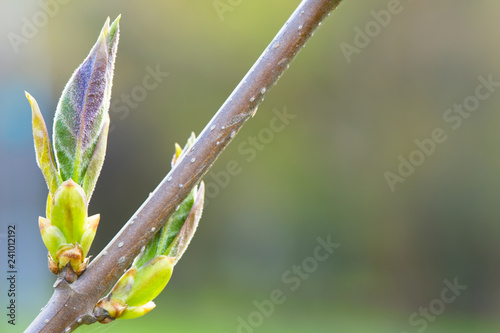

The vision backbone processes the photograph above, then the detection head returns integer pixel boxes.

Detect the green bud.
[50,179,87,244]
[125,256,174,307]
[56,244,87,277]
[95,256,174,322]
[38,180,100,277]
[109,266,137,301]
[171,143,183,166]
[171,132,196,167]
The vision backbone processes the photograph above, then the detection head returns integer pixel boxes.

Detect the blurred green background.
[1,0,500,332]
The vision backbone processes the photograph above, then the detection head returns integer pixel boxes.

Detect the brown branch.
[25,0,344,332]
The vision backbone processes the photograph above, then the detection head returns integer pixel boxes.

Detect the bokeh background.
[1,0,500,332]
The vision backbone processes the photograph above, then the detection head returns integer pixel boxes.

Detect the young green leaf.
[26,92,62,195]
[134,189,195,268]
[133,133,201,267]
[165,182,205,264]
[81,115,110,199]
[81,214,100,256]
[38,217,67,260]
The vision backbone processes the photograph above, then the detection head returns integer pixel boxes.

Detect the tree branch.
[25,0,344,332]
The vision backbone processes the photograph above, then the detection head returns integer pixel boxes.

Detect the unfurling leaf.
[28,16,119,280]
[165,182,205,264]
[134,133,203,267]
[134,189,195,268]
[53,16,119,196]
[26,92,61,195]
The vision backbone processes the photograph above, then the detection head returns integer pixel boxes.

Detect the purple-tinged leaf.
[53,16,120,190]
